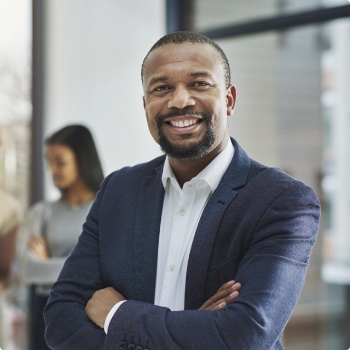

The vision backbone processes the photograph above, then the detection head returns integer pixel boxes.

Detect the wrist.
[104,300,127,333]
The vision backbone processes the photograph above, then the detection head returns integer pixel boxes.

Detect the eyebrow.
[147,71,214,88]
[148,76,169,87]
[189,71,213,79]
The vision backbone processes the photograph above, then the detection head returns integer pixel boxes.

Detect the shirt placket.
[159,184,195,309]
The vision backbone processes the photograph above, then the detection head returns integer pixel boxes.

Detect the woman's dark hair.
[45,124,104,193]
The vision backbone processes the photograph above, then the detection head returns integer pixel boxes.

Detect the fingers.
[27,236,39,251]
[216,280,235,292]
[217,280,241,296]
[211,281,241,304]
[211,285,241,311]
[199,282,235,310]
[209,284,241,311]
[27,234,45,247]
[199,281,241,311]
[27,234,49,259]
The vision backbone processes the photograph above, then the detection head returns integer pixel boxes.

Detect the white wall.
[44,0,165,198]
[0,0,31,125]
[0,0,31,67]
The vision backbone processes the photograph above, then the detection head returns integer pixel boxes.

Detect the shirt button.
[180,209,186,216]
[170,264,175,271]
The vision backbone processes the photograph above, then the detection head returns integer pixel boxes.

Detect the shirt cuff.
[104,300,126,334]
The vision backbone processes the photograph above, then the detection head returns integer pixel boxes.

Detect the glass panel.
[206,16,350,350]
[193,0,323,32]
[0,0,31,207]
[0,0,32,349]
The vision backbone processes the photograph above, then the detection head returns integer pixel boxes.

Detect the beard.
[156,110,215,159]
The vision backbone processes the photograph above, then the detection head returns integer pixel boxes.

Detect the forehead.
[46,144,74,157]
[143,42,225,84]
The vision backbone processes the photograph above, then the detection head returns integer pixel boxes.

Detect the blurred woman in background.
[20,124,104,350]
[0,190,22,348]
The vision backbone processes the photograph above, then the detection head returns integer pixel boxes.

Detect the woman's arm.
[0,226,18,286]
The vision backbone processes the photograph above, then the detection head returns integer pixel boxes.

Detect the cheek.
[70,165,80,180]
[145,108,159,133]
[145,102,157,119]
[145,96,166,119]
[61,163,78,180]
[211,104,228,132]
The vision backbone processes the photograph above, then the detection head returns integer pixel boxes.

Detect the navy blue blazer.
[44,138,320,350]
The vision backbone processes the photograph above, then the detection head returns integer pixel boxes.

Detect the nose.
[168,85,195,109]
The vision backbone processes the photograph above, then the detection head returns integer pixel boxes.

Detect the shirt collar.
[161,139,234,192]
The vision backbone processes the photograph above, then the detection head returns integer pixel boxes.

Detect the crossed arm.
[85,280,242,330]
[44,182,320,350]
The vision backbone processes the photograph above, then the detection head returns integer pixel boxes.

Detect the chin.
[159,132,215,160]
[161,142,212,160]
[55,184,68,192]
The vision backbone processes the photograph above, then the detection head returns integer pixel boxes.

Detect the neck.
[61,181,95,205]
[169,135,229,187]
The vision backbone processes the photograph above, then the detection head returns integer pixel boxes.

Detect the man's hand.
[199,280,241,311]
[85,287,126,328]
[85,281,240,328]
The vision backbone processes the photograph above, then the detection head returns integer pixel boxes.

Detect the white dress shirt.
[104,139,234,333]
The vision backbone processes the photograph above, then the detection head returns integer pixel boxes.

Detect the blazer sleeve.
[104,184,320,350]
[44,175,114,350]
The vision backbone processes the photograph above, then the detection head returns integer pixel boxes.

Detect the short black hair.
[45,124,104,194]
[141,31,231,88]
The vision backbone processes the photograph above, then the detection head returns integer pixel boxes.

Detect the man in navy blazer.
[44,32,320,350]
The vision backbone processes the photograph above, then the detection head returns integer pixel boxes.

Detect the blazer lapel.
[134,163,165,303]
[185,138,251,309]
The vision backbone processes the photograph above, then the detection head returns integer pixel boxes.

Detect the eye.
[153,85,171,92]
[192,81,210,87]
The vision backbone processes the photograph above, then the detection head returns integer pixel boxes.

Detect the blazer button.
[128,345,135,350]
[119,341,127,350]
[135,347,143,350]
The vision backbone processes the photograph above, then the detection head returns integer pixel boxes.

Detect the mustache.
[156,110,211,129]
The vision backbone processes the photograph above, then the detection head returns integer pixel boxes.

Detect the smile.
[165,118,202,128]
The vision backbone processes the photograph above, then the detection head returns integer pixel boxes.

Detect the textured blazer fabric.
[44,138,320,350]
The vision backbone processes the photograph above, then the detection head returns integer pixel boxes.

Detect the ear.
[142,96,146,110]
[226,85,236,116]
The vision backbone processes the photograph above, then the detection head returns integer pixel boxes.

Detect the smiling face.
[142,42,236,160]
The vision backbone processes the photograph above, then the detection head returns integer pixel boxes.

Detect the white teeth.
[170,119,198,128]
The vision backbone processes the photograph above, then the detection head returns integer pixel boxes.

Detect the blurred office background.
[0,0,350,349]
